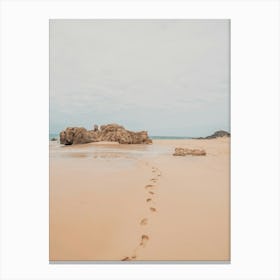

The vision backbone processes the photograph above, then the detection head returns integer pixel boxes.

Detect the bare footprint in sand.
[140,218,148,225]
[150,207,157,212]
[121,257,131,261]
[145,184,155,190]
[151,178,157,183]
[146,198,152,203]
[148,191,155,195]
[140,235,149,247]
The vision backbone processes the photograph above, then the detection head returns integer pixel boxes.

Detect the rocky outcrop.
[205,130,230,139]
[173,147,206,156]
[59,124,152,145]
[195,130,230,139]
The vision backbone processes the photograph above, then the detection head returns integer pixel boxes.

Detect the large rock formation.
[59,124,152,145]
[173,147,206,156]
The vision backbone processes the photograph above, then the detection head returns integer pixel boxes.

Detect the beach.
[49,138,230,261]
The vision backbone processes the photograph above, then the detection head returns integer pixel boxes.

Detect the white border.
[0,0,279,279]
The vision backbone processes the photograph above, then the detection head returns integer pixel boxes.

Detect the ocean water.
[49,133,59,140]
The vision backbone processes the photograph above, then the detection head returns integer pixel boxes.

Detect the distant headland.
[194,130,230,139]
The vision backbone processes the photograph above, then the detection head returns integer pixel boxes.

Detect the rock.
[144,138,153,144]
[59,127,99,145]
[172,148,185,156]
[51,138,57,141]
[191,149,206,156]
[59,123,152,145]
[98,124,152,144]
[173,147,206,156]
[204,130,230,139]
[193,130,230,139]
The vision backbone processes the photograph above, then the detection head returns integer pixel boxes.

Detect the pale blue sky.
[50,20,230,137]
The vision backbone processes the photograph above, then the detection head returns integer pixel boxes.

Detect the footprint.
[131,255,136,260]
[150,207,157,212]
[145,184,155,190]
[148,191,155,195]
[140,235,149,247]
[140,218,148,225]
[121,256,131,261]
[146,198,152,203]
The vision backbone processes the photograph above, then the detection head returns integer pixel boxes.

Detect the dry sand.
[49,138,230,261]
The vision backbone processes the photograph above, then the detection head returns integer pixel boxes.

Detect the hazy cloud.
[50,20,230,137]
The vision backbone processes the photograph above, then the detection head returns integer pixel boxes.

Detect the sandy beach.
[49,138,230,261]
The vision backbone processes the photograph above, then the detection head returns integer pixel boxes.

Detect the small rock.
[173,147,206,156]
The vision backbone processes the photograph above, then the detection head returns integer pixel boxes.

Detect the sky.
[50,20,230,137]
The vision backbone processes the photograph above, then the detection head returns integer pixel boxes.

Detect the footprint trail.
[121,163,162,261]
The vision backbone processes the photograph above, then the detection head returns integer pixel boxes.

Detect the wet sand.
[49,138,230,261]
